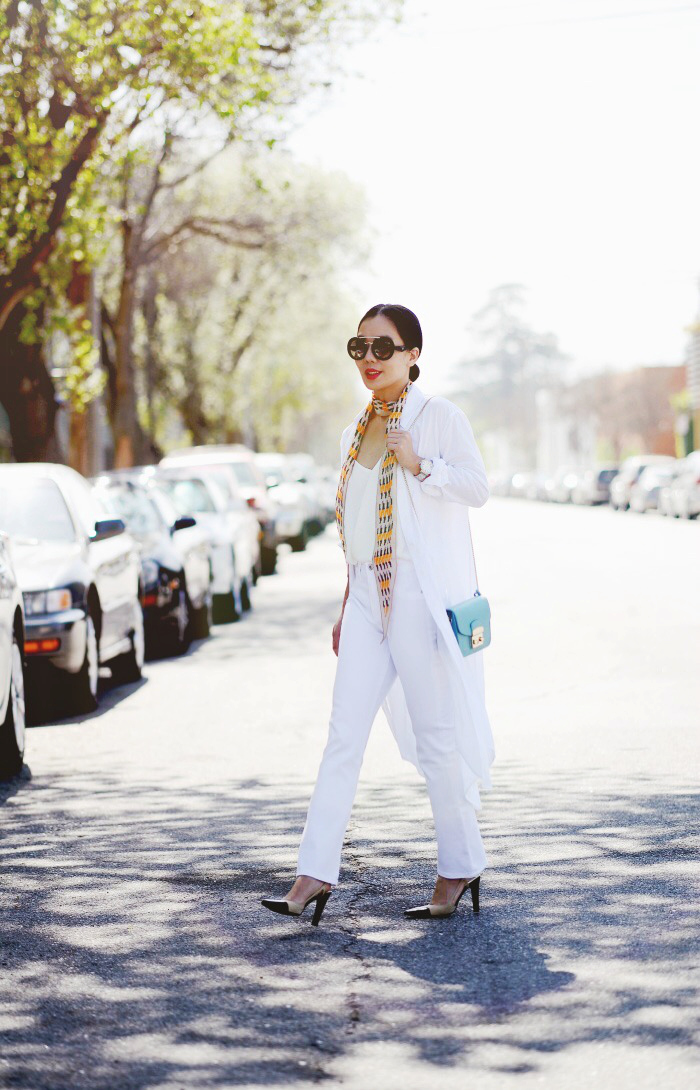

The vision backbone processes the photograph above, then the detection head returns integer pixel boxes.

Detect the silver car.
[610,455,676,511]
[665,451,700,518]
[0,463,143,714]
[154,469,258,622]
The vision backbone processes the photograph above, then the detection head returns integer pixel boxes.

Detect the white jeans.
[296,557,487,885]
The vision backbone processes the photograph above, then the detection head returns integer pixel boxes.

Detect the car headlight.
[23,588,73,615]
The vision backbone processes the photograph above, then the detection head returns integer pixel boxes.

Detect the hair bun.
[409,363,420,381]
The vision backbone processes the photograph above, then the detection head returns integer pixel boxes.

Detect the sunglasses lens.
[347,337,367,360]
[372,337,395,361]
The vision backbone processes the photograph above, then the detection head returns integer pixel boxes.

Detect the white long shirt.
[338,382,494,809]
[344,460,409,564]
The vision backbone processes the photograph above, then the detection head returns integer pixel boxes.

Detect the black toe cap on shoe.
[261,898,291,915]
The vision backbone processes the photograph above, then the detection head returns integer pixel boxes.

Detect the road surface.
[1,498,698,1089]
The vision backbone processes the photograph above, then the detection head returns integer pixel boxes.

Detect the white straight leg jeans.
[296,557,487,885]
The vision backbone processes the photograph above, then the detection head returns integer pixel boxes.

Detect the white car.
[0,533,26,779]
[665,451,700,518]
[255,453,311,552]
[160,446,278,575]
[154,469,258,622]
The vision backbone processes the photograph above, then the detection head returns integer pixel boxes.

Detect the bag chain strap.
[398,397,480,592]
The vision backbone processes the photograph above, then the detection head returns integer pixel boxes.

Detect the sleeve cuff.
[418,456,449,495]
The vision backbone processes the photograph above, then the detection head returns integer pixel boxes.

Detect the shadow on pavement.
[0,765,698,1087]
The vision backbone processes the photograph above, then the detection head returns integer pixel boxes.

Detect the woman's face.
[355,314,420,397]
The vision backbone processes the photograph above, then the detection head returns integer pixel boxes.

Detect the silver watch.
[415,457,433,482]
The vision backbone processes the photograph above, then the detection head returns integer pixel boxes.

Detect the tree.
[452,284,571,465]
[1,0,400,462]
[138,149,366,459]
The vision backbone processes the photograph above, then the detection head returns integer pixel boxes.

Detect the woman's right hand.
[332,612,343,657]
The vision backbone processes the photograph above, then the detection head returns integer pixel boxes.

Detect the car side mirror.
[173,515,196,533]
[92,518,126,541]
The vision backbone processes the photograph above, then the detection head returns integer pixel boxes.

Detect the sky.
[286,0,700,393]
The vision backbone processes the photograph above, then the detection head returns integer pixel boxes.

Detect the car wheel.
[111,600,145,684]
[190,589,213,639]
[290,524,308,552]
[240,576,252,612]
[67,611,100,714]
[0,630,26,780]
[261,544,277,575]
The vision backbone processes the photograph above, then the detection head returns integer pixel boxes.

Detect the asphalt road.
[1,499,699,1090]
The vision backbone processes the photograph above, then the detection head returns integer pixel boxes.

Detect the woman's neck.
[372,377,410,405]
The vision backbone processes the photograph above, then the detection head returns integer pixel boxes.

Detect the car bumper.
[210,542,234,594]
[275,513,305,540]
[25,608,87,674]
[257,517,277,550]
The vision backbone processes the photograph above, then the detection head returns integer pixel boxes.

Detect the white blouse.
[344,460,409,564]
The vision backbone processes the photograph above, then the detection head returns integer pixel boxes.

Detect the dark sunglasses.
[347,336,410,362]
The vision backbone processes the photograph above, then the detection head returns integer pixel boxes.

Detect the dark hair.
[359,303,422,382]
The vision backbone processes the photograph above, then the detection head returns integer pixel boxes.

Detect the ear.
[409,347,420,364]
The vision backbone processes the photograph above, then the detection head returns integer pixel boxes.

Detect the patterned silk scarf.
[335,380,413,638]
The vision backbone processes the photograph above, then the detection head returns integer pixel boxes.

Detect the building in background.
[530,364,687,476]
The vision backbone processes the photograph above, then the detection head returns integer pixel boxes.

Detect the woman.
[261,303,494,926]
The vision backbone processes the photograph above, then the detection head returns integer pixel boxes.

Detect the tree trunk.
[0,305,64,462]
[178,339,210,445]
[142,272,158,450]
[113,262,146,467]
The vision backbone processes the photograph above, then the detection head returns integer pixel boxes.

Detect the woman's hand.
[332,612,343,656]
[385,427,420,474]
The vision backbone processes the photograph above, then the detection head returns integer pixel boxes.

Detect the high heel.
[261,882,333,925]
[404,875,481,919]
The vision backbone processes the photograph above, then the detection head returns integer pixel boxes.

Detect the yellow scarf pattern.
[335,381,412,638]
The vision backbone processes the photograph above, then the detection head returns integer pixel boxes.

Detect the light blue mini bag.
[446,590,491,657]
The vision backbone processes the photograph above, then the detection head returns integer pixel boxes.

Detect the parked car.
[571,465,620,505]
[284,453,328,533]
[255,453,312,551]
[509,470,538,499]
[610,455,677,511]
[160,446,277,575]
[315,465,340,525]
[154,467,258,622]
[0,463,143,714]
[664,450,700,518]
[545,466,584,504]
[92,474,213,652]
[0,533,26,779]
[629,463,679,514]
[487,471,515,497]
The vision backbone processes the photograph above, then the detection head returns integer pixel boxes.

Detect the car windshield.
[160,478,216,515]
[229,461,257,486]
[0,479,76,542]
[98,486,162,535]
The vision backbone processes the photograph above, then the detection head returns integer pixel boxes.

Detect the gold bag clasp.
[471,625,484,649]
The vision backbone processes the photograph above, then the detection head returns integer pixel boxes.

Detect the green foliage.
[0,0,269,406]
[0,0,401,428]
[142,149,367,457]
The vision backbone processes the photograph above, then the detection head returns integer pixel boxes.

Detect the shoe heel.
[470,876,480,913]
[310,890,332,926]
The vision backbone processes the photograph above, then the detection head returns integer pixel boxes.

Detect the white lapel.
[399,382,426,431]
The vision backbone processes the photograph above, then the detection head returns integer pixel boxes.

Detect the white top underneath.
[344,460,409,564]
